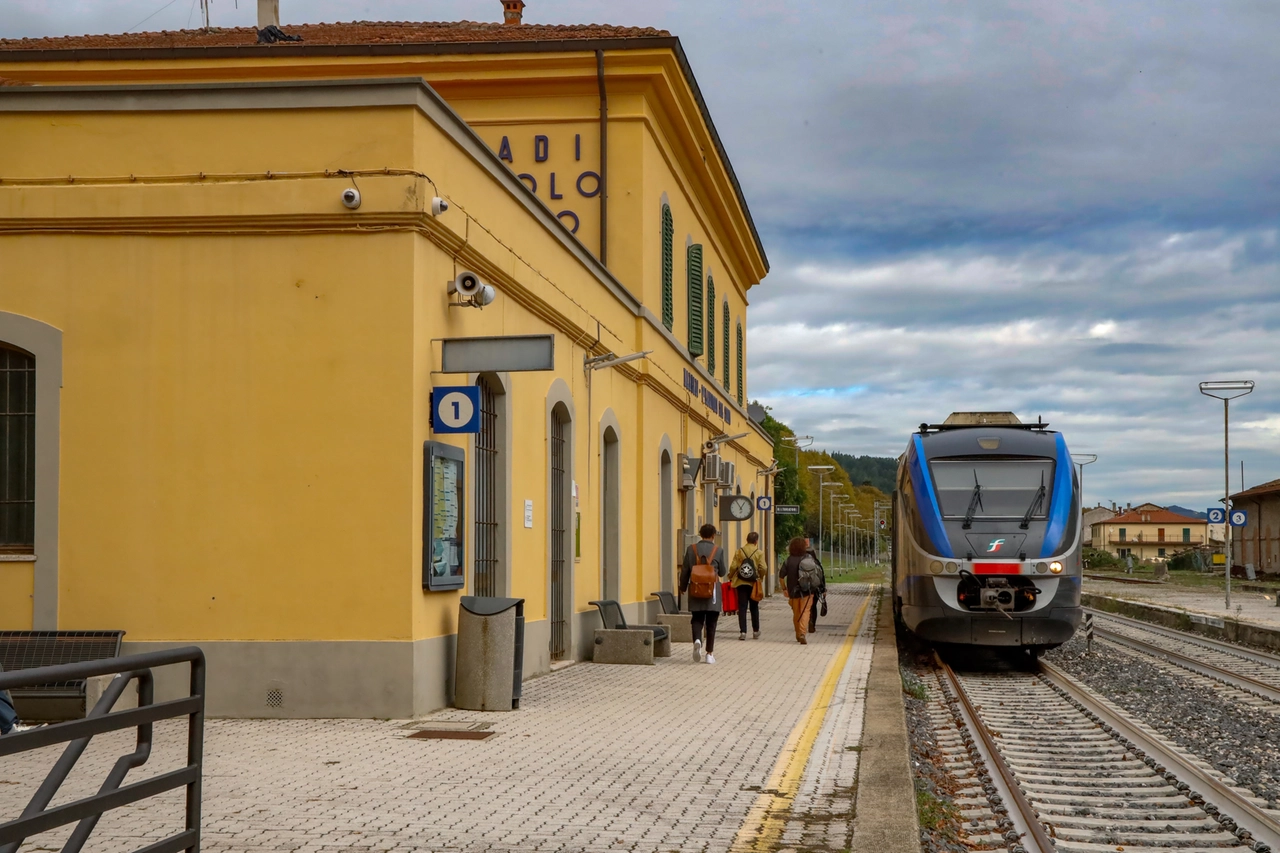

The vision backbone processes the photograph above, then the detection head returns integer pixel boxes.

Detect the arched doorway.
[549,402,572,661]
[601,425,620,602]
[660,449,674,593]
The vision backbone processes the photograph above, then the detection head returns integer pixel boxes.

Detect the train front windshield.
[931,458,1055,521]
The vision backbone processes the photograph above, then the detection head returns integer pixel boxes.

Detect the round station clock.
[725,495,754,521]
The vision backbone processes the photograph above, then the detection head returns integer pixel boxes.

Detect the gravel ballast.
[1048,634,1280,805]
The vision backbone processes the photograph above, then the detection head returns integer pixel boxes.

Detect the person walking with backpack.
[780,536,821,644]
[729,531,766,640]
[680,523,727,663]
[806,542,827,634]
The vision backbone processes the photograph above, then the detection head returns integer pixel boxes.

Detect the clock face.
[729,496,754,521]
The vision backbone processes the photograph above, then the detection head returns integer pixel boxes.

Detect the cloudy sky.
[6,0,1279,509]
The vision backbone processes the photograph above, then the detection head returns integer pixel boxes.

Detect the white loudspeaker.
[450,270,483,298]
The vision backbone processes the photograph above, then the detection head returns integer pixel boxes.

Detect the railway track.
[934,652,1280,852]
[1088,609,1280,703]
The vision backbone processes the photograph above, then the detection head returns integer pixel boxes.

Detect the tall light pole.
[847,509,861,566]
[808,464,835,563]
[1072,453,1097,509]
[782,435,814,469]
[872,501,890,564]
[1200,380,1254,610]
[821,483,840,564]
[829,493,848,566]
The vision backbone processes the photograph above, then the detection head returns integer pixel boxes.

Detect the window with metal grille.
[735,322,744,405]
[687,244,703,357]
[549,408,568,661]
[706,276,716,374]
[722,302,730,390]
[661,205,674,331]
[473,378,499,598]
[1,343,35,552]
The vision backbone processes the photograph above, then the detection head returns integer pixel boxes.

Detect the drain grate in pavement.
[407,729,495,741]
[401,721,495,740]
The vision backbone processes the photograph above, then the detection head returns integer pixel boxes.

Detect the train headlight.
[1049,561,1064,574]
[929,560,943,575]
[945,561,958,573]
[1036,562,1049,574]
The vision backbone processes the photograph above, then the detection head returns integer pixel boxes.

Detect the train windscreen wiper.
[962,470,983,529]
[1019,472,1047,529]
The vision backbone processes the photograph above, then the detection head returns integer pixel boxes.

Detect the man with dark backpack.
[680,523,727,664]
[729,531,766,640]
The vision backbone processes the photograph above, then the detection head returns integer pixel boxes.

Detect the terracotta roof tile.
[1104,508,1207,525]
[1232,478,1280,501]
[0,21,669,52]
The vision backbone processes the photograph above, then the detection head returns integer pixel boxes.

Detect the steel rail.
[934,653,1055,853]
[1039,658,1280,851]
[1092,624,1280,703]
[1086,607,1280,669]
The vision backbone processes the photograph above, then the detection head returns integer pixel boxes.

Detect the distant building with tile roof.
[1090,505,1210,563]
[1231,478,1280,575]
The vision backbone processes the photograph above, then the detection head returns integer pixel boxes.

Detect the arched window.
[736,322,744,405]
[722,302,730,390]
[661,205,674,331]
[687,244,704,357]
[0,343,35,551]
[706,276,716,374]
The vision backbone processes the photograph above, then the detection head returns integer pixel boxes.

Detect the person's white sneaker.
[739,632,746,641]
[705,654,716,664]
[692,638,702,662]
[753,631,761,639]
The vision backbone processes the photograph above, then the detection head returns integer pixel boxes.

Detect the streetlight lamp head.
[807,465,834,472]
[1199,380,1255,400]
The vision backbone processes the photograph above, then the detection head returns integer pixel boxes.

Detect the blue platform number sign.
[432,386,481,434]
[1230,509,1248,528]
[1207,508,1226,524]
[757,496,773,512]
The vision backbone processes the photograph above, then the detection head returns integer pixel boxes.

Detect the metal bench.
[0,630,126,721]
[588,600,671,664]
[650,591,680,614]
[648,591,693,643]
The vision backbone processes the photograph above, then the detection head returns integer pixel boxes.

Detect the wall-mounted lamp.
[585,350,652,371]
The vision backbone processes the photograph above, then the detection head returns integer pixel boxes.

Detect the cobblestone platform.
[1,585,881,852]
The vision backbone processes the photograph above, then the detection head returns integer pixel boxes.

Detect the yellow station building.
[0,3,775,716]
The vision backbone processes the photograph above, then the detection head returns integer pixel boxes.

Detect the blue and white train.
[891,412,1082,653]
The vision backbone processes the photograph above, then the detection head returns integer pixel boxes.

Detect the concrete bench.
[649,591,693,643]
[588,600,671,664]
[0,630,126,721]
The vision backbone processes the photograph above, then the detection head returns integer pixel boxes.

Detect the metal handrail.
[0,647,205,853]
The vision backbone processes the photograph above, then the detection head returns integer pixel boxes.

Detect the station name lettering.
[683,369,732,425]
[497,133,599,235]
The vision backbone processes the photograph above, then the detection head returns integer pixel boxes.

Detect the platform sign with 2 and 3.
[431,386,482,434]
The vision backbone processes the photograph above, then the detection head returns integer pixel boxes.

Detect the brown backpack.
[688,545,719,599]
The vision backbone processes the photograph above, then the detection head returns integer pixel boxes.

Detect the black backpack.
[737,552,757,582]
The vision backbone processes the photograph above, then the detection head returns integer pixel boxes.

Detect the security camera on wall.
[447,270,497,309]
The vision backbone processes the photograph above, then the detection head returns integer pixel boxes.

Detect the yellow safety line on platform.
[730,592,874,852]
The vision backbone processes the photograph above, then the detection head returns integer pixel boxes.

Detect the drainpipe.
[596,49,609,266]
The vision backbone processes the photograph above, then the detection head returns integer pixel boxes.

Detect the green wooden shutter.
[687,244,704,357]
[706,277,716,374]
[736,322,744,405]
[722,303,730,390]
[661,205,674,331]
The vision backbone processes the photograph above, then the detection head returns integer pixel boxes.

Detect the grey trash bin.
[455,596,525,711]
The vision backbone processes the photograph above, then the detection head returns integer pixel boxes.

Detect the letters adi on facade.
[0,16,774,717]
